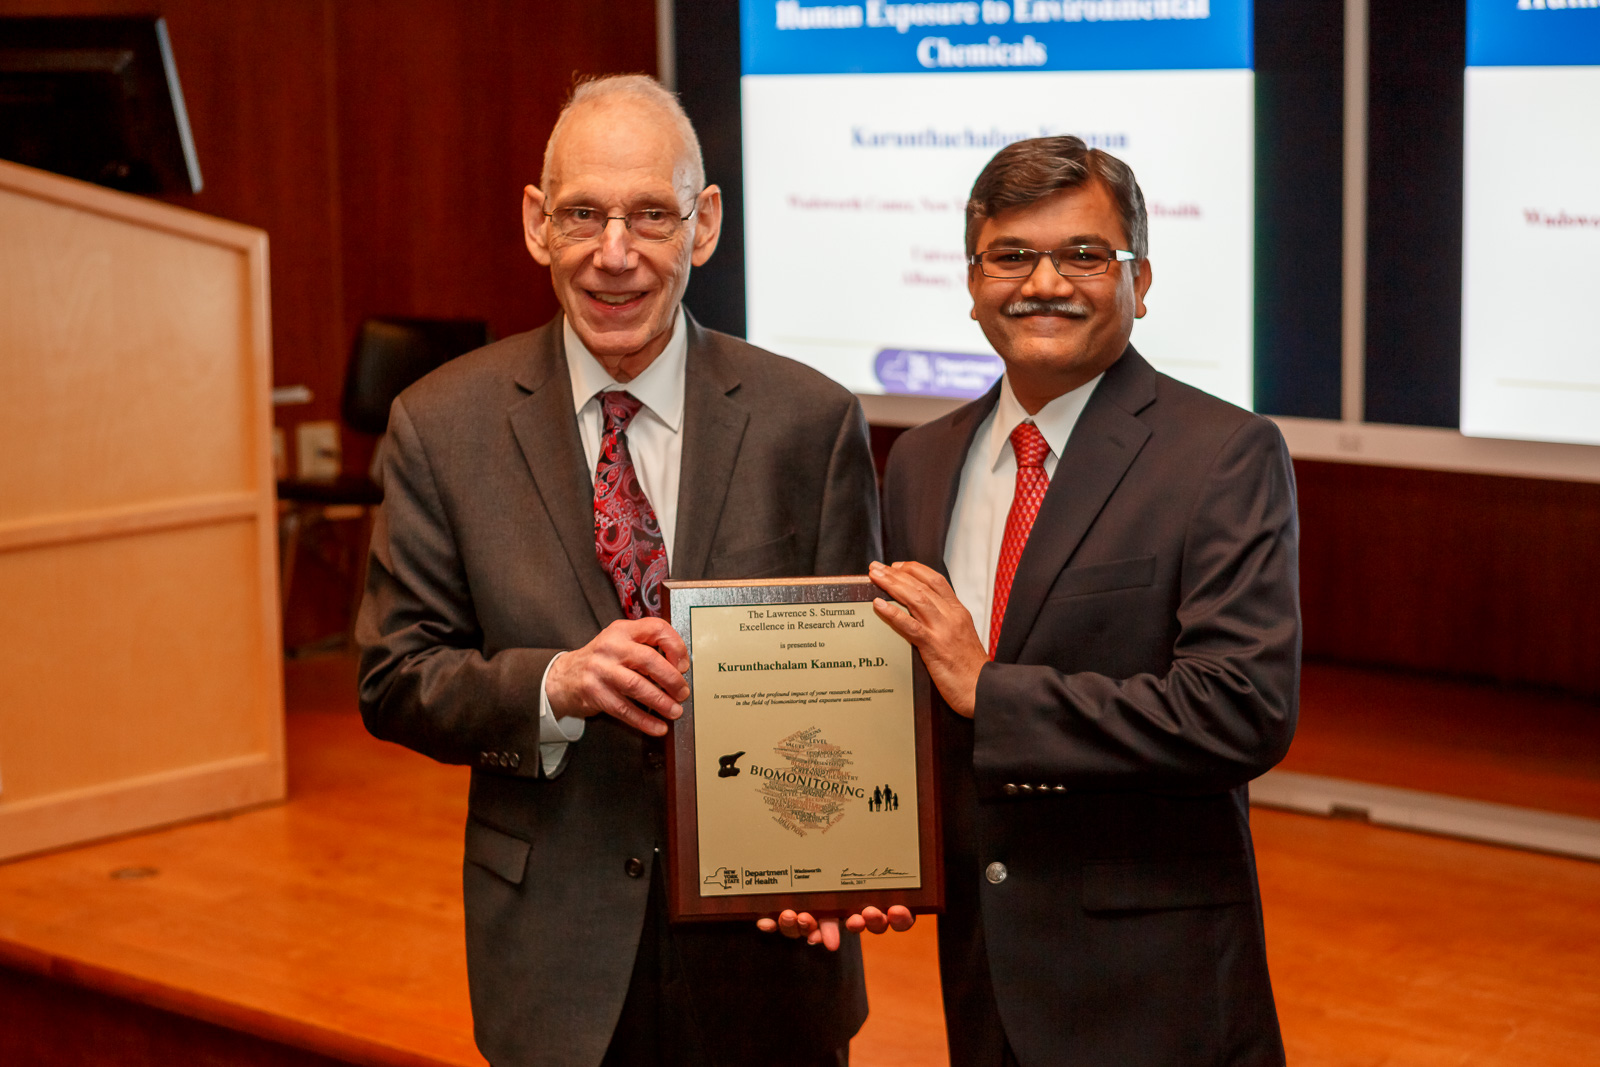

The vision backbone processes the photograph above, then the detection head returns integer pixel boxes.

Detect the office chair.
[278,316,490,652]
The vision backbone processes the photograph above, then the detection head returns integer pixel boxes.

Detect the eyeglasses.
[969,245,1138,279]
[543,205,698,242]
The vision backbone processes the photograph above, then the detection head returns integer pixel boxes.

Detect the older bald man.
[358,75,878,1067]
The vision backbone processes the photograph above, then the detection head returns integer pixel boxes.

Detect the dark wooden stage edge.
[2,656,1598,1066]
[0,659,484,1067]
[0,967,355,1067]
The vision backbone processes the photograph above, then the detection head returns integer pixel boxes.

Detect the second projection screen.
[1461,0,1600,446]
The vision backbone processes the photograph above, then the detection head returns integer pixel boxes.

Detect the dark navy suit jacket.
[882,347,1298,1067]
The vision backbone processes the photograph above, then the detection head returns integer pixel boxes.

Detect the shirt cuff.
[538,651,585,776]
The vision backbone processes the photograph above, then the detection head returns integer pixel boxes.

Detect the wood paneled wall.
[333,2,652,348]
[0,0,655,454]
[871,426,1600,699]
[0,0,655,639]
[1295,460,1600,698]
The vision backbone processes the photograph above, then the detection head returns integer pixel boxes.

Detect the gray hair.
[541,74,705,204]
[966,136,1148,261]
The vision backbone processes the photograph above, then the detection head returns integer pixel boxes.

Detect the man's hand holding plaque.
[757,904,917,951]
[546,617,690,737]
[868,561,988,719]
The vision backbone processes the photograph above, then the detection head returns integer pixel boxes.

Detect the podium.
[0,159,285,861]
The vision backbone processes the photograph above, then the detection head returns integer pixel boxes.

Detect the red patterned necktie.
[593,391,667,619]
[990,421,1051,658]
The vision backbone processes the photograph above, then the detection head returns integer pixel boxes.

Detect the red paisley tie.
[593,391,667,620]
[990,421,1051,658]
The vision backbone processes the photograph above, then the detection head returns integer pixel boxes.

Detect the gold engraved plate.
[688,601,921,896]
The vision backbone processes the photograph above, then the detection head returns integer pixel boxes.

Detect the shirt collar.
[563,308,686,433]
[985,371,1104,473]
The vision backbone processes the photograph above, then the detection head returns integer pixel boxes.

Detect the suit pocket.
[1081,855,1253,912]
[1046,554,1157,600]
[709,529,798,579]
[464,817,530,885]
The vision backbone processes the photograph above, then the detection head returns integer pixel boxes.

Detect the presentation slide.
[1461,1,1600,446]
[740,1,1255,408]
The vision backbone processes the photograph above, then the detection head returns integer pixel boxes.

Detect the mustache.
[1002,297,1091,318]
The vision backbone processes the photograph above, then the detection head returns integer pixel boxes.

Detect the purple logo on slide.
[874,348,1004,399]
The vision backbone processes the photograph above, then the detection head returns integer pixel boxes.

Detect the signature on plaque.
[838,866,913,887]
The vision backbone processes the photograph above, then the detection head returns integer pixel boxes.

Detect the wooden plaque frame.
[662,576,942,922]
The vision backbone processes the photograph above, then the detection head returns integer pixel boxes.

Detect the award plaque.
[662,576,942,922]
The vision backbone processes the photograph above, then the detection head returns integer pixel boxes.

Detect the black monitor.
[0,15,201,195]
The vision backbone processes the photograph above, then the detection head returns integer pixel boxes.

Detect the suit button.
[509,753,520,769]
[1052,784,1067,794]
[1019,783,1034,795]
[624,857,645,878]
[1002,783,1018,796]
[645,751,665,770]
[985,861,1008,885]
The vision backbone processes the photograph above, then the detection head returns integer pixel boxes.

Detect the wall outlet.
[296,420,342,481]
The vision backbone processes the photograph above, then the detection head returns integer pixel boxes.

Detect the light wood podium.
[0,159,285,862]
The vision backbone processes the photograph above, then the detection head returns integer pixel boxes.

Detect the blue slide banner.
[1469,0,1600,67]
[740,0,1252,74]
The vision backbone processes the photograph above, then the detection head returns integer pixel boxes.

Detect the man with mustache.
[849,136,1300,1064]
[357,75,876,1067]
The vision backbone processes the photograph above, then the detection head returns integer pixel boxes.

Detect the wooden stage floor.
[1,657,1597,1065]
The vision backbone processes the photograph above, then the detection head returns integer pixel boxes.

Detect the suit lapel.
[994,348,1156,663]
[507,320,621,628]
[670,317,749,581]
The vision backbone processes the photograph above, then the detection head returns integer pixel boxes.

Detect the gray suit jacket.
[882,348,1298,1066]
[357,315,878,1067]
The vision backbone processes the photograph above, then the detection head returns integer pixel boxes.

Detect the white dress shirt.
[536,309,688,775]
[944,372,1104,652]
